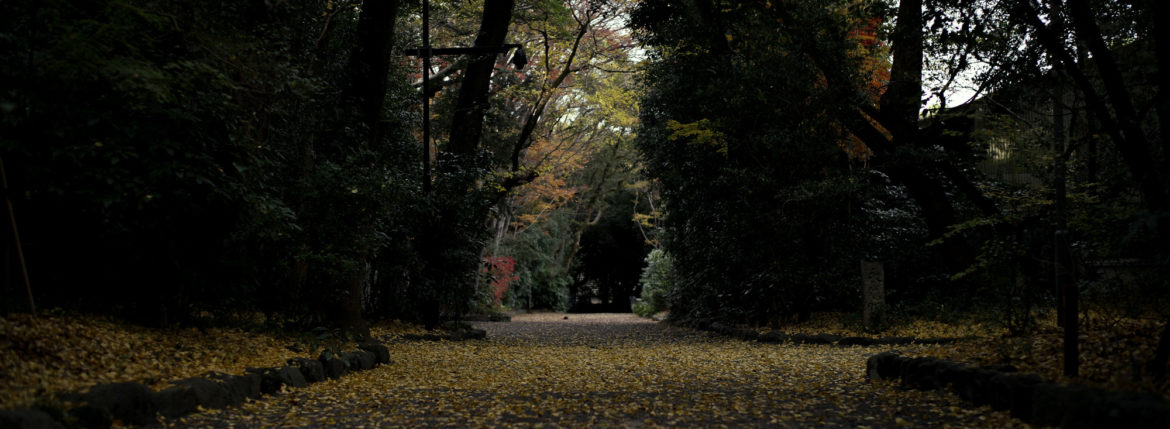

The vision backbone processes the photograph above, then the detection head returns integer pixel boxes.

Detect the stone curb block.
[79,382,157,427]
[153,385,200,418]
[174,377,233,410]
[359,342,391,365]
[287,357,326,383]
[460,328,488,340]
[864,351,1170,428]
[320,353,350,379]
[65,405,109,429]
[838,336,876,346]
[209,372,261,404]
[276,367,309,389]
[342,350,376,371]
[0,409,66,429]
[790,333,840,345]
[758,331,789,344]
[461,314,511,322]
[248,366,308,395]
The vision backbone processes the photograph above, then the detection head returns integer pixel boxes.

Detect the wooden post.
[1055,230,1078,377]
[421,0,432,194]
[0,156,34,315]
[861,261,885,330]
[1048,0,1077,374]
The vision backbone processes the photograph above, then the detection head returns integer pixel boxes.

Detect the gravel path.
[168,313,1024,428]
[472,313,694,345]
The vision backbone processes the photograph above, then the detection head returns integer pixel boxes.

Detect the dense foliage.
[0,0,648,332]
[630,0,926,324]
[0,0,421,328]
[630,0,1170,361]
[635,248,676,317]
[5,0,1170,383]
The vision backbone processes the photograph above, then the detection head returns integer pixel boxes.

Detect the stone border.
[866,351,1170,428]
[694,320,963,346]
[392,329,487,342]
[0,341,392,429]
[461,313,511,322]
[389,321,488,342]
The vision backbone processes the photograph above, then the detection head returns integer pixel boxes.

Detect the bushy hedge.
[635,249,675,317]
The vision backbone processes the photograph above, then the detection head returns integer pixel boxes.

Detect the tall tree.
[631,0,894,323]
[411,0,518,328]
[448,0,517,155]
[329,0,401,339]
[776,0,996,271]
[348,0,402,148]
[0,0,426,330]
[1009,0,1170,380]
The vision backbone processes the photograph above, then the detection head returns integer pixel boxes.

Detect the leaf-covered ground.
[0,311,431,410]
[752,312,1169,397]
[5,310,1166,426]
[167,313,1023,428]
[0,312,299,409]
[914,315,1170,396]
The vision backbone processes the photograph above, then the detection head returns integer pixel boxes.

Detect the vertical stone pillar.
[861,261,886,330]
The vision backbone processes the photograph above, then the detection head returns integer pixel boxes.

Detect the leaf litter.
[168,313,1024,428]
[0,312,297,409]
[7,310,1159,426]
[0,312,434,410]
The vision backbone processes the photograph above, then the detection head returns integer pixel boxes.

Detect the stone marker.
[860,260,886,329]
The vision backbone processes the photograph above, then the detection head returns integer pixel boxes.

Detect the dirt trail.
[169,313,1023,428]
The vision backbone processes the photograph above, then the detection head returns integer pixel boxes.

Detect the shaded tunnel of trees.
[3,0,1170,379]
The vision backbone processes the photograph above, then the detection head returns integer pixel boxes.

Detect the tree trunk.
[1149,318,1170,381]
[1068,0,1166,210]
[878,0,922,141]
[333,0,400,339]
[1143,0,1170,380]
[1154,0,1170,171]
[1022,0,1168,211]
[417,0,515,327]
[852,0,971,269]
[347,0,400,148]
[883,164,970,269]
[1021,0,1170,375]
[448,0,516,155]
[774,0,991,254]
